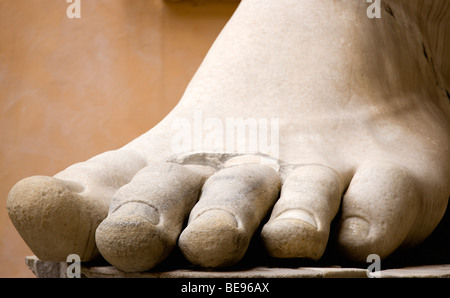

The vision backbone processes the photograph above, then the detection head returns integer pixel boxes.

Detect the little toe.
[337,162,421,261]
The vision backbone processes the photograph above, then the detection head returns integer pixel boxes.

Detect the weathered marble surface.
[25,256,450,278]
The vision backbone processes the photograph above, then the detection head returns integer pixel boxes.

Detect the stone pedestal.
[25,256,450,278]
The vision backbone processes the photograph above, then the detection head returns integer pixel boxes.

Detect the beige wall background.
[0,0,239,277]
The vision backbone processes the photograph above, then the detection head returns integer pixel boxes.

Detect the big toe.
[7,176,101,261]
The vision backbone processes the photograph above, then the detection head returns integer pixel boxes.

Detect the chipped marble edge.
[24,256,450,278]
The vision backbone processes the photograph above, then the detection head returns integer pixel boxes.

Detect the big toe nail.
[7,176,99,261]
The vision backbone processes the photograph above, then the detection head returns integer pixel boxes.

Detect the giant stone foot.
[7,0,450,272]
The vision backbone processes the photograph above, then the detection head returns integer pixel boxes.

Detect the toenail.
[180,209,248,268]
[111,201,159,225]
[193,209,239,228]
[341,217,370,238]
[273,209,317,228]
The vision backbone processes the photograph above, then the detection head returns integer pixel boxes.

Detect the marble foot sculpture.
[7,0,450,272]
